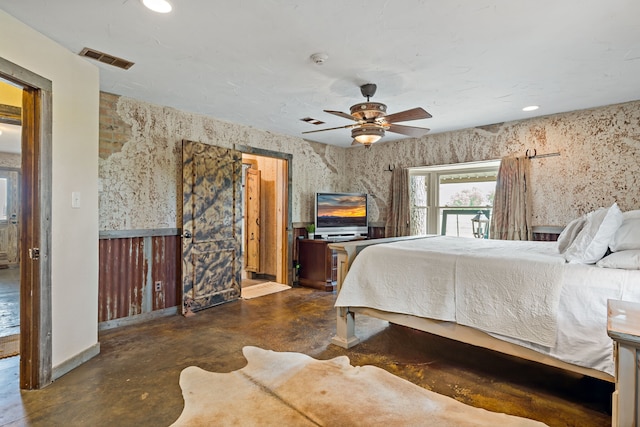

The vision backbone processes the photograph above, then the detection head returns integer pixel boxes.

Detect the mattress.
[334,236,640,376]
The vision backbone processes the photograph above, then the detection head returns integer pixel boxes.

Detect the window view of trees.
[409,162,499,237]
[440,182,495,237]
[410,175,428,235]
[447,186,494,207]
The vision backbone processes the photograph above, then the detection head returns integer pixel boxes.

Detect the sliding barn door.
[182,141,242,314]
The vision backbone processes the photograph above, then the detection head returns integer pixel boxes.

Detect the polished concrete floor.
[0,286,612,426]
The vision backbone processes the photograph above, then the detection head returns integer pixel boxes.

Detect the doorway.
[0,57,52,390]
[180,143,292,314]
[0,78,22,360]
[241,152,289,287]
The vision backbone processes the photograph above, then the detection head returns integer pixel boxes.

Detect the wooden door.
[244,167,260,273]
[182,141,242,314]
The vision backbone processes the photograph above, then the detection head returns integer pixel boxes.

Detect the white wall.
[0,10,99,368]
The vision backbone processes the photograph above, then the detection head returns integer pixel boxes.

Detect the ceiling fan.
[302,83,432,147]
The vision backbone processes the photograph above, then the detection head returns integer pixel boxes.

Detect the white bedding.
[334,236,640,376]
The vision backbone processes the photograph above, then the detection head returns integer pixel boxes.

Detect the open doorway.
[0,77,22,360]
[180,142,291,313]
[0,57,52,390]
[240,148,291,289]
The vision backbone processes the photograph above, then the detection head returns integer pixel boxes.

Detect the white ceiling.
[2,0,640,148]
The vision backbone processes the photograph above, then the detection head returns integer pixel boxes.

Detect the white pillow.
[610,215,640,252]
[557,214,587,254]
[597,250,640,269]
[623,209,640,220]
[564,203,623,264]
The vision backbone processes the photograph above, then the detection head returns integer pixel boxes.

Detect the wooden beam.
[0,103,21,125]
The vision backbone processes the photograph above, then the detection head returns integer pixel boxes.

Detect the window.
[409,160,500,237]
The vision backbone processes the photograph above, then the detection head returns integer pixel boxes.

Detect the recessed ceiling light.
[522,105,539,112]
[142,0,172,13]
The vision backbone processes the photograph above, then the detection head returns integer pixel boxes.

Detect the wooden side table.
[607,299,640,427]
[298,239,337,291]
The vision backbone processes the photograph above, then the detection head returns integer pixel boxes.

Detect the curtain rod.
[525,149,560,159]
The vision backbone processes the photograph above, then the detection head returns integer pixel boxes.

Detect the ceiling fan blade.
[384,107,432,123]
[351,139,359,146]
[302,124,357,135]
[324,110,358,121]
[387,124,431,137]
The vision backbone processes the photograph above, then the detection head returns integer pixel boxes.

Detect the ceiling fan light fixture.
[142,0,172,13]
[350,102,387,120]
[352,126,385,145]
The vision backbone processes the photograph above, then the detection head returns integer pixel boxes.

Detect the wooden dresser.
[607,299,640,426]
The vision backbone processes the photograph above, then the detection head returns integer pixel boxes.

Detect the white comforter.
[334,236,640,375]
[335,237,565,346]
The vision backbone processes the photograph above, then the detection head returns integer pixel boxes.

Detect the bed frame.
[328,237,614,383]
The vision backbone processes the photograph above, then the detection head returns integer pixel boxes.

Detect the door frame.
[0,57,52,389]
[235,145,293,285]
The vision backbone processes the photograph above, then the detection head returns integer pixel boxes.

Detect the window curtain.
[385,167,411,237]
[490,156,532,240]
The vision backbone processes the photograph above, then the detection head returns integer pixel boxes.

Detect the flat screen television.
[314,192,368,238]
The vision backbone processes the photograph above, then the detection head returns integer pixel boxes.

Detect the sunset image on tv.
[317,194,367,227]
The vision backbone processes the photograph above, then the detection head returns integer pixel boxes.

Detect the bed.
[329,205,640,383]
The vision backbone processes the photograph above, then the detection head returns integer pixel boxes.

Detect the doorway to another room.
[241,152,289,290]
[0,77,22,360]
[180,142,291,313]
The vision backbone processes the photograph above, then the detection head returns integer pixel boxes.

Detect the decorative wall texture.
[99,93,640,230]
[344,101,640,226]
[99,93,347,231]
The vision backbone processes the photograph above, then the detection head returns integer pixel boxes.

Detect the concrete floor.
[0,286,612,426]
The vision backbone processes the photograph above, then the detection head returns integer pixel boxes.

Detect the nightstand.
[297,239,337,291]
[607,299,640,427]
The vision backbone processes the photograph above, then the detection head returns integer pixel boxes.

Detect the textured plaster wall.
[100,94,640,231]
[345,101,640,227]
[99,93,347,231]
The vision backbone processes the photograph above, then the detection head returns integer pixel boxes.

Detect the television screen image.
[315,193,368,238]
[317,194,367,226]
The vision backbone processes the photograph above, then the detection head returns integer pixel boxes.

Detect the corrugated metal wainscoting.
[98,229,180,324]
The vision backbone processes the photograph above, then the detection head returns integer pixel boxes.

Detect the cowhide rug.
[171,346,547,426]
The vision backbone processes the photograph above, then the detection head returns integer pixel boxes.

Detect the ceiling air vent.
[79,47,135,70]
[300,117,325,125]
